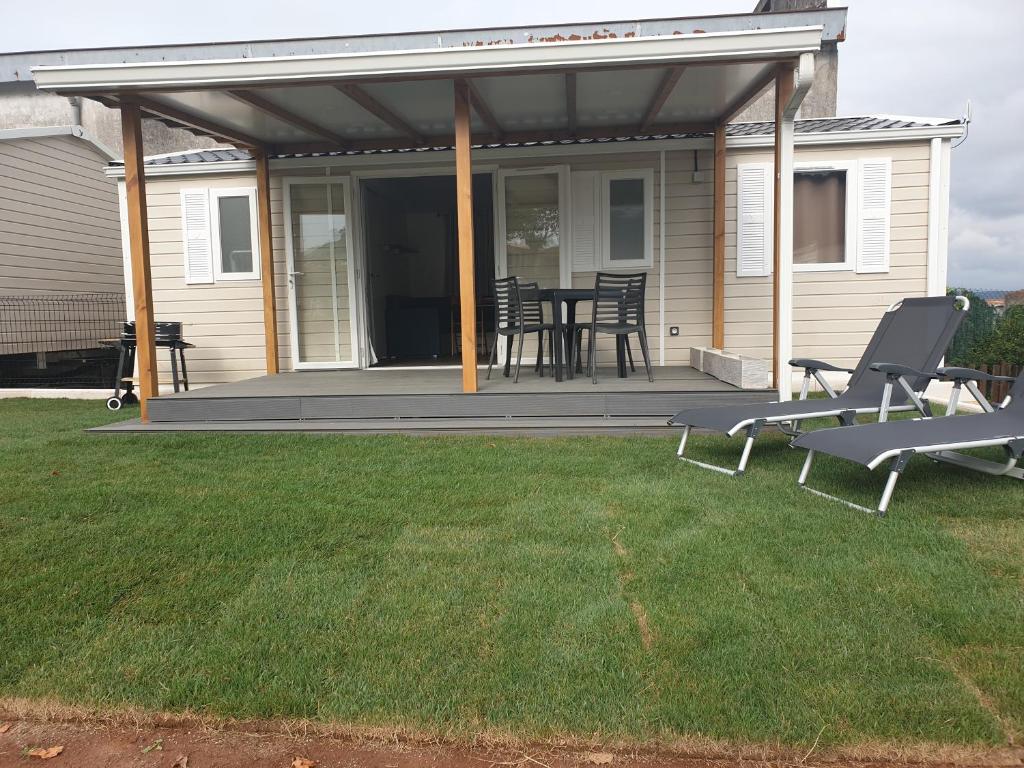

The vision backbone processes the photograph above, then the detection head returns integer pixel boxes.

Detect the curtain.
[793,170,846,265]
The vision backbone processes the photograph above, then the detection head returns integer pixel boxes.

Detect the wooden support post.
[773,65,796,393]
[712,123,726,350]
[454,80,478,394]
[255,150,279,374]
[121,103,158,421]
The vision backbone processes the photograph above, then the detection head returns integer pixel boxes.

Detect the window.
[793,163,856,272]
[180,187,260,285]
[211,188,260,281]
[734,158,891,278]
[599,170,653,270]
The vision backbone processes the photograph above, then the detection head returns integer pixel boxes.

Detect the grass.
[0,398,1021,749]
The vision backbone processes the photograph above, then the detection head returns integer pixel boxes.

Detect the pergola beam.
[638,66,685,134]
[128,95,264,149]
[227,89,349,148]
[462,79,503,140]
[718,67,778,127]
[120,103,158,422]
[335,83,425,145]
[772,54,814,397]
[453,80,478,394]
[254,149,279,375]
[712,123,726,350]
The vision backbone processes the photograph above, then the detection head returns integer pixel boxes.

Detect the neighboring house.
[0,51,218,387]
[25,2,968,424]
[0,125,126,383]
[0,125,122,294]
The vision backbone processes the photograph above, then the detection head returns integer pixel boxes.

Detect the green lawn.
[0,398,1021,749]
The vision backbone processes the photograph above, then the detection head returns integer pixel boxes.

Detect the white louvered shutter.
[736,163,772,277]
[856,158,892,273]
[180,189,214,284]
[571,171,599,271]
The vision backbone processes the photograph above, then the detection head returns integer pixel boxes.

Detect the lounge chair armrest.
[869,362,937,380]
[937,366,1016,383]
[789,358,855,374]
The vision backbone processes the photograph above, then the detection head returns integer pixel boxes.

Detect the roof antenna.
[952,99,971,149]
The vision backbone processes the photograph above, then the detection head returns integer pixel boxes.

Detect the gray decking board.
[139,366,778,425]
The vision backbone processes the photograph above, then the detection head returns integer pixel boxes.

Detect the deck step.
[91,416,682,436]
[145,389,778,423]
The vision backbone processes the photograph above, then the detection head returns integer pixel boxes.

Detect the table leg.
[563,298,578,381]
[553,298,564,382]
[616,336,627,378]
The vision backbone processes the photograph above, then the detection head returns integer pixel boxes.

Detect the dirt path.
[2,718,1022,768]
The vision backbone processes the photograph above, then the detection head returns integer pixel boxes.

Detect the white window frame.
[600,168,654,271]
[495,165,571,288]
[792,160,857,273]
[210,187,260,281]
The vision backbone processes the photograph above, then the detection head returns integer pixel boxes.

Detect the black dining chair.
[486,276,555,383]
[587,272,653,384]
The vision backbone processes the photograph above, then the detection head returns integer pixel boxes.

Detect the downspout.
[776,52,814,401]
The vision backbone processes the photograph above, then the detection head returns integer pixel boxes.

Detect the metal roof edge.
[103,121,962,178]
[4,8,846,81]
[33,26,825,92]
[0,123,119,160]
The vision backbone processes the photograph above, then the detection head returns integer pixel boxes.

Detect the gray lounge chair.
[669,296,969,476]
[794,367,1024,515]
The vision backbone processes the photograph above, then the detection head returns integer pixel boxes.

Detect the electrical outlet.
[691,171,707,183]
[669,326,680,337]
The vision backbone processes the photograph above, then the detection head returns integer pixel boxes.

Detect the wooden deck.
[94,366,779,434]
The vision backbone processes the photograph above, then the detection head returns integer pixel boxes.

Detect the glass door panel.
[287,181,356,367]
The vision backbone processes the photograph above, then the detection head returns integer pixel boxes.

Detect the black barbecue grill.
[99,321,195,411]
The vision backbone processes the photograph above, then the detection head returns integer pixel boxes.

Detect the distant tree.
[946,288,998,366]
[970,305,1024,365]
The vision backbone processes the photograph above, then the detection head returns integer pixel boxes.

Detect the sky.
[3,0,1022,289]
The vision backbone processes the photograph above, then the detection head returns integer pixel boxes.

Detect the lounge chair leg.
[798,449,815,486]
[676,425,691,457]
[735,419,765,476]
[799,371,812,401]
[877,450,913,516]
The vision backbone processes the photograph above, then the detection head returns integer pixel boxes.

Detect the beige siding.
[723,141,931,369]
[138,139,934,386]
[0,135,122,294]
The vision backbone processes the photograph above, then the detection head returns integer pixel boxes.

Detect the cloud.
[839,0,1024,289]
[948,206,1024,289]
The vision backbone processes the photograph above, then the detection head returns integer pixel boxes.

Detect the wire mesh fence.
[0,293,126,388]
[946,287,1024,375]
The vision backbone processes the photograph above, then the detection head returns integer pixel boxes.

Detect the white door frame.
[350,164,499,370]
[282,176,359,370]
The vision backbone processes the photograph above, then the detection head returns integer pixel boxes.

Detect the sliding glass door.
[284,179,359,368]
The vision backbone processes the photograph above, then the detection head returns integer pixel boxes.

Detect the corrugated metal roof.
[126,116,961,166]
